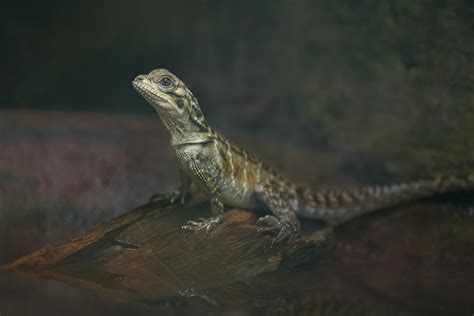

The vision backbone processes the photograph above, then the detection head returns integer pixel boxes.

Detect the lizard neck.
[164,108,213,147]
[170,131,214,147]
[161,115,211,147]
[161,89,214,147]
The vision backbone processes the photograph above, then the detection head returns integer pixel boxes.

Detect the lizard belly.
[219,177,260,210]
[174,143,261,210]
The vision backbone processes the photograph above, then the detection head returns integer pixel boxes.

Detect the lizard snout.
[133,75,146,83]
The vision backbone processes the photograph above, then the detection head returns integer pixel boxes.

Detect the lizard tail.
[295,173,474,225]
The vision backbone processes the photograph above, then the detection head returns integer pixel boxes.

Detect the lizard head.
[132,69,209,135]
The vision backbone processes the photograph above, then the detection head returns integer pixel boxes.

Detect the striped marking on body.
[225,140,236,185]
[255,161,261,184]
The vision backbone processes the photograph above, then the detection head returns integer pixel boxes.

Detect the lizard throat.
[170,132,213,147]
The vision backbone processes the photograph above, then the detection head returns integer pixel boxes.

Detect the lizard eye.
[157,76,175,90]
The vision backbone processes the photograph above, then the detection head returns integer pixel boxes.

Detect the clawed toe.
[256,215,298,245]
[149,190,186,204]
[273,223,294,244]
[181,216,222,234]
[149,193,169,203]
[256,215,280,228]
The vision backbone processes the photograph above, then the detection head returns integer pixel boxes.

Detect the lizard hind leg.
[254,181,301,244]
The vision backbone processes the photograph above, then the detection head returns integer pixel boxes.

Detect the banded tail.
[296,173,474,225]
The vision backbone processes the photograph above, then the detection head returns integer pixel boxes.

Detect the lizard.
[132,68,474,243]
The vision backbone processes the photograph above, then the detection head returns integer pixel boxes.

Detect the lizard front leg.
[255,180,301,244]
[177,169,192,204]
[149,169,192,204]
[182,160,225,233]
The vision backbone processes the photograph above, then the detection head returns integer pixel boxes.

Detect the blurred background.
[0,0,473,314]
[2,1,473,169]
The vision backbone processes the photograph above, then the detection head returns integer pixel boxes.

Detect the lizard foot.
[149,189,186,204]
[182,215,222,234]
[256,215,299,245]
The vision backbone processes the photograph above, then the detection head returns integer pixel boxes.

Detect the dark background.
[2,1,473,174]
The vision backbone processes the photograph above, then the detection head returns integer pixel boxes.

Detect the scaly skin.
[132,69,474,242]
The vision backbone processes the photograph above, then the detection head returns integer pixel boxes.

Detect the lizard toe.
[181,215,222,234]
[256,216,299,245]
[272,221,298,245]
[149,193,168,203]
[149,190,183,204]
[256,215,280,228]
